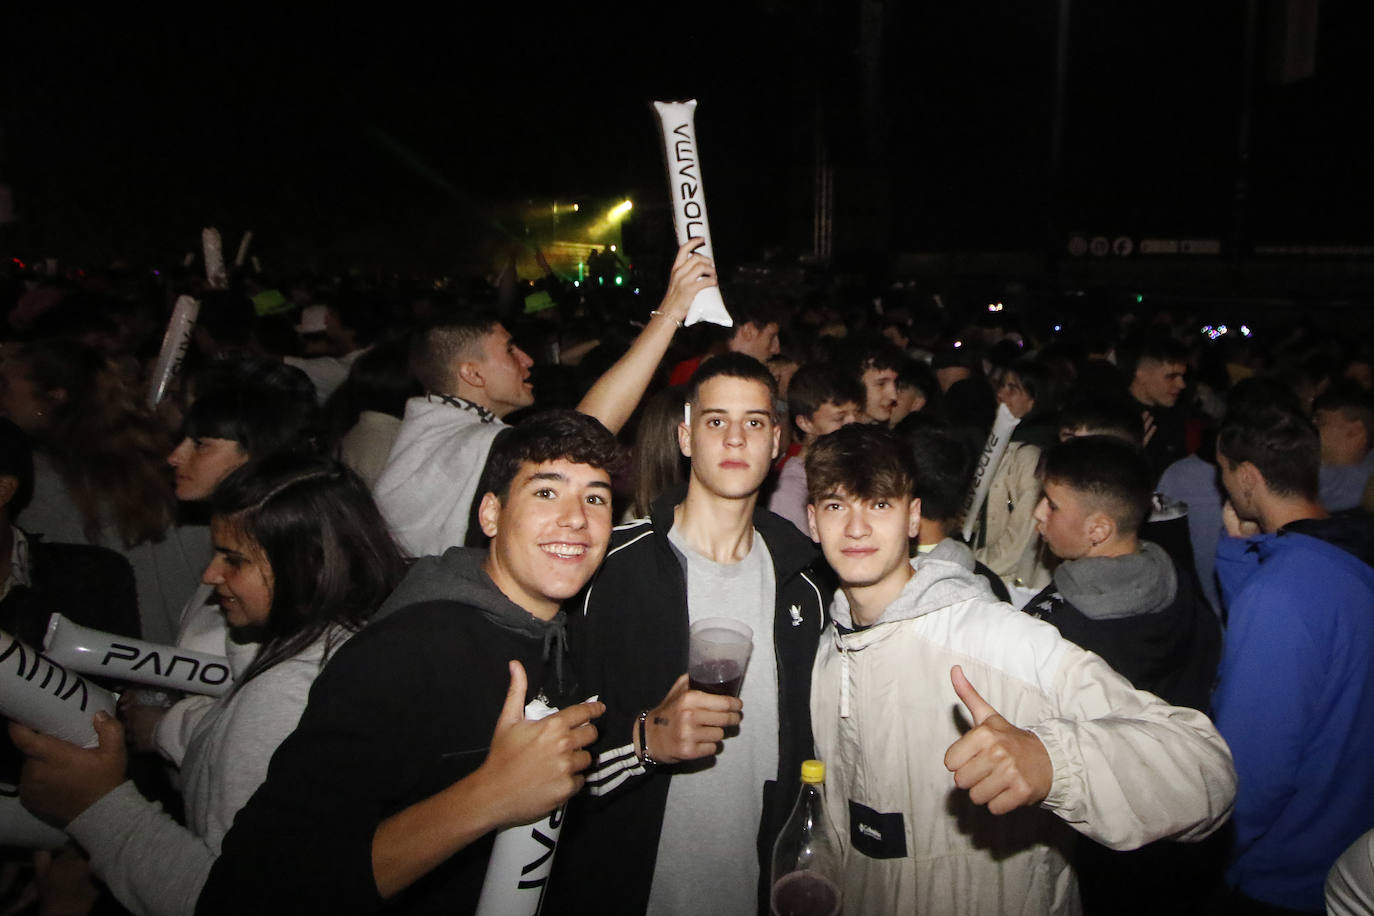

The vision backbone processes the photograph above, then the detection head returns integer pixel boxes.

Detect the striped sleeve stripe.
[584,743,645,796]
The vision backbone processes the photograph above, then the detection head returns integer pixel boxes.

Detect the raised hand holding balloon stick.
[653,99,732,328]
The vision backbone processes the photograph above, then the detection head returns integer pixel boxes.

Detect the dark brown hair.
[805,424,917,505]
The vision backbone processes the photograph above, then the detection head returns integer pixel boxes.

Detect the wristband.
[650,310,683,328]
[636,709,661,767]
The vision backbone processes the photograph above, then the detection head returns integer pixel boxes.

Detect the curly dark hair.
[482,409,626,502]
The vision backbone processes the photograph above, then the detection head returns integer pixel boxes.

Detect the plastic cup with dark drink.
[688,618,753,697]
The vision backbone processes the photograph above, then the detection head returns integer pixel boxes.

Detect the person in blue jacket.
[1212,398,1374,915]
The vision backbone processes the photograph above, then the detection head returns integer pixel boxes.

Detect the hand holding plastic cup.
[688,618,753,697]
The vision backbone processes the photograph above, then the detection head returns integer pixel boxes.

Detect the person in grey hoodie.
[804,424,1235,916]
[1026,435,1220,712]
[1025,434,1225,915]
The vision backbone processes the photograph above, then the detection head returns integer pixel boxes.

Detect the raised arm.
[576,239,717,434]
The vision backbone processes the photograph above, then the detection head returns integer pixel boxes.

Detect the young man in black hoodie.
[196,410,619,914]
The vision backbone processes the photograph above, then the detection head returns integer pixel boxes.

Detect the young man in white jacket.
[803,424,1236,916]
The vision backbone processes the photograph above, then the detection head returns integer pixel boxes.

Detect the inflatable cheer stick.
[960,403,1022,543]
[0,630,115,748]
[0,790,66,849]
[145,294,200,409]
[233,230,254,268]
[653,100,732,328]
[44,615,232,698]
[474,695,594,916]
[202,227,228,290]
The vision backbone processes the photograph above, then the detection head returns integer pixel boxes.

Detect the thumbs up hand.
[942,665,1052,815]
[480,661,604,828]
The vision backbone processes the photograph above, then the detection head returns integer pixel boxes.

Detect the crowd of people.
[0,241,1372,915]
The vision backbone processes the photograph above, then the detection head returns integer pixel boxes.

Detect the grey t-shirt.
[648,526,779,916]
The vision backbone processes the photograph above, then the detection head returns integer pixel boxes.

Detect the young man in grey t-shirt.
[552,353,830,916]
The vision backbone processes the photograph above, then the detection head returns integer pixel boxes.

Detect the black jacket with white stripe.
[547,484,832,915]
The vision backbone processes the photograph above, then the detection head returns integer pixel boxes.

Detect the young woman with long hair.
[9,454,407,916]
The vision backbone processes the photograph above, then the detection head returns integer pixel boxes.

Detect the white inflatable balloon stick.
[44,614,233,698]
[960,402,1023,543]
[0,790,66,849]
[652,99,732,328]
[474,695,587,916]
[202,227,228,290]
[233,230,254,268]
[146,294,200,409]
[0,630,116,748]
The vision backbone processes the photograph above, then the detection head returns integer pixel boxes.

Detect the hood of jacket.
[921,537,977,572]
[376,546,569,682]
[1050,540,1178,620]
[830,555,987,633]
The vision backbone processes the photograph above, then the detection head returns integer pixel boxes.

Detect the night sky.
[5,2,1370,275]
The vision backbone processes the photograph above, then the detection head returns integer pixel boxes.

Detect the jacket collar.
[649,482,819,582]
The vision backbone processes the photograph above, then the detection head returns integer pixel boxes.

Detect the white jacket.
[973,441,1050,592]
[372,396,507,558]
[810,556,1235,916]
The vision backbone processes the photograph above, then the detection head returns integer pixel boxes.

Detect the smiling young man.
[550,353,831,916]
[375,239,717,558]
[804,423,1236,916]
[197,411,620,914]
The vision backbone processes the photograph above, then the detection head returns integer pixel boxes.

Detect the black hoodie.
[199,548,567,915]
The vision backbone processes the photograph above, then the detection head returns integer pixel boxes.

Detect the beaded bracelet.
[649,310,683,328]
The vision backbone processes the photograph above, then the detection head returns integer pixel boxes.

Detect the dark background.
[3,2,1369,277]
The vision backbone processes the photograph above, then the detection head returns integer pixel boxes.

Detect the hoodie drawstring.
[543,624,568,695]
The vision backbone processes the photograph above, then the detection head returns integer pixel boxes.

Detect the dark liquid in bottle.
[689,658,744,697]
[770,871,841,916]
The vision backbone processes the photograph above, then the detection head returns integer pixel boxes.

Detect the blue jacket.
[1213,530,1374,911]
